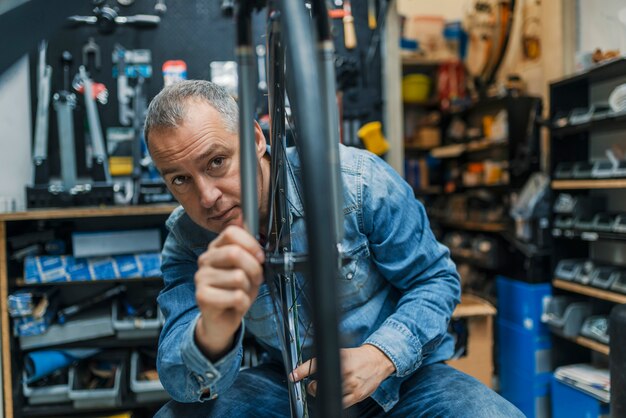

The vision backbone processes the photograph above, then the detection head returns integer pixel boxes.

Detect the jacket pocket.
[338,243,373,311]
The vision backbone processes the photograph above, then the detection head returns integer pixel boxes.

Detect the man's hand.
[194,226,265,361]
[290,344,396,409]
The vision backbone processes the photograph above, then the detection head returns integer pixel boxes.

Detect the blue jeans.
[155,362,524,417]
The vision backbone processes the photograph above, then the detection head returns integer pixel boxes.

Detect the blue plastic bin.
[551,376,610,418]
[497,276,552,335]
[498,318,553,379]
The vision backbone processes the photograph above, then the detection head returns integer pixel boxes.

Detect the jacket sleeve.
[156,232,244,402]
[361,153,461,378]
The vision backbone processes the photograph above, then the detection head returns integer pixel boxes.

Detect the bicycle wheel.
[235,1,344,417]
[265,7,309,416]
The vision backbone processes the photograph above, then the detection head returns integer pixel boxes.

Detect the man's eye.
[210,157,224,169]
[171,176,187,186]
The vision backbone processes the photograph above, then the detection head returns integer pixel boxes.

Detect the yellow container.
[109,156,133,176]
[402,74,431,103]
[357,121,389,156]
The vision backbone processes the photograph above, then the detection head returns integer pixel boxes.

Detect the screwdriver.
[57,285,126,324]
[343,0,357,49]
[368,0,377,29]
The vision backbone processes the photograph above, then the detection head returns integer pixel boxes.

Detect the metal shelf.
[0,204,178,221]
[450,251,499,271]
[575,336,610,355]
[413,186,442,196]
[14,276,163,288]
[404,145,438,153]
[20,333,160,354]
[431,140,507,159]
[551,179,626,190]
[551,228,626,242]
[553,278,626,304]
[551,329,610,356]
[401,56,445,66]
[21,399,165,417]
[434,218,507,233]
[452,182,510,193]
[551,112,626,137]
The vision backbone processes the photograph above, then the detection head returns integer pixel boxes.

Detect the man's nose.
[197,177,222,209]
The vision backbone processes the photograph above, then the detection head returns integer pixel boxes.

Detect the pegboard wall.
[29,0,383,177]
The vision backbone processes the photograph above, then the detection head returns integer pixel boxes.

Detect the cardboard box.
[448,294,496,388]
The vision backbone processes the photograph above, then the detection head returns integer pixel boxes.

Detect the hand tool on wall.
[67,7,160,35]
[78,66,111,184]
[82,37,101,71]
[154,0,167,14]
[53,51,79,191]
[256,44,267,92]
[367,0,377,29]
[32,42,52,187]
[131,76,147,205]
[113,45,134,126]
[342,0,357,49]
[221,0,235,16]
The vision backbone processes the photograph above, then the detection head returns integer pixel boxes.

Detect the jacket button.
[206,372,215,379]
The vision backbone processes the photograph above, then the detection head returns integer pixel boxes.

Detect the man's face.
[149,100,268,233]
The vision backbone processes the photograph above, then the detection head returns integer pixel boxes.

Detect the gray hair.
[144,80,239,144]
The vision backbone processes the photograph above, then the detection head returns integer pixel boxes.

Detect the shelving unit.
[574,336,610,355]
[551,229,626,242]
[548,58,626,410]
[14,276,164,288]
[551,179,626,190]
[552,279,626,304]
[551,112,626,137]
[21,400,165,417]
[421,95,543,289]
[0,205,177,418]
[434,218,506,233]
[552,329,611,355]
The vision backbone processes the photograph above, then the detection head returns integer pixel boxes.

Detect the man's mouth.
[210,206,237,221]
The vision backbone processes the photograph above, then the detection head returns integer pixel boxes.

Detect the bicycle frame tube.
[235,3,259,237]
[278,0,344,417]
[311,0,344,246]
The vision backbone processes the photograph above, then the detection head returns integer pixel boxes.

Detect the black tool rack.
[547,59,626,397]
[0,204,177,418]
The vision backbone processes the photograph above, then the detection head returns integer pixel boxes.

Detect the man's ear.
[253,121,267,158]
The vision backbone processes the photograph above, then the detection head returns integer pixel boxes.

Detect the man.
[147,80,523,417]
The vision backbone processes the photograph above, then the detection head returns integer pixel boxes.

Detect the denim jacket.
[156,145,461,412]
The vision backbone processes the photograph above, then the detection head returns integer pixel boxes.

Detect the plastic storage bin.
[112,300,164,340]
[402,74,431,103]
[497,276,552,335]
[22,371,70,405]
[130,350,169,403]
[498,319,553,378]
[20,306,114,350]
[68,357,123,409]
[551,376,610,418]
[543,298,592,337]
